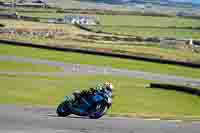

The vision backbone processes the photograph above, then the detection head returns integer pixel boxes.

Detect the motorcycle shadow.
[47,114,91,119]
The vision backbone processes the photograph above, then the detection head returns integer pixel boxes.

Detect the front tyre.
[89,102,107,119]
[56,101,71,117]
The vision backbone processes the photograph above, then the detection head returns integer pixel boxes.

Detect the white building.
[64,15,99,25]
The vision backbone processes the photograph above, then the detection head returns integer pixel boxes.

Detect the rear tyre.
[89,102,107,119]
[56,101,71,117]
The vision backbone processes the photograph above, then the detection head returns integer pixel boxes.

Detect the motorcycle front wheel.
[89,102,107,119]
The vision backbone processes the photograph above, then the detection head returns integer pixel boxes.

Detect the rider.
[72,82,114,102]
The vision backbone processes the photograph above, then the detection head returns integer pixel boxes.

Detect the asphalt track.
[0,105,200,133]
[0,55,200,86]
[1,55,200,132]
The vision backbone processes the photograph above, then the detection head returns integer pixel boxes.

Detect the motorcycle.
[56,89,112,119]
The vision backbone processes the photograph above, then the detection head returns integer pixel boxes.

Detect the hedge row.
[150,83,200,96]
[1,39,200,68]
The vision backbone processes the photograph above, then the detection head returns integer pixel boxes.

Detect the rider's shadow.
[47,114,91,119]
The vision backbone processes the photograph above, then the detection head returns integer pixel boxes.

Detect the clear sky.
[99,0,200,4]
[120,0,200,4]
[170,0,200,4]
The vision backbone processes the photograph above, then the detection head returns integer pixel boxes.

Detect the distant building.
[47,19,58,24]
[134,4,145,9]
[64,15,99,25]
[48,15,99,26]
[18,0,26,3]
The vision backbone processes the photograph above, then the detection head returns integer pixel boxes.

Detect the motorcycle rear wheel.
[56,101,71,117]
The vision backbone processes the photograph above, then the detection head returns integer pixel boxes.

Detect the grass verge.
[1,44,200,79]
[0,60,63,72]
[0,74,200,120]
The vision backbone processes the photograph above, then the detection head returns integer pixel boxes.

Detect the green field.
[0,19,76,31]
[90,25,200,39]
[3,7,200,38]
[89,15,200,38]
[2,33,200,63]
[1,18,200,64]
[97,15,200,28]
[1,44,200,79]
[0,60,63,72]
[0,74,200,119]
[15,11,200,28]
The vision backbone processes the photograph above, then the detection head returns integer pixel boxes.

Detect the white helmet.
[104,82,114,92]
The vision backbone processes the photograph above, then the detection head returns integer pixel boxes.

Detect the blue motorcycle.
[56,90,112,119]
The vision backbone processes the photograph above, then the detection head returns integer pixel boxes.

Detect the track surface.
[0,105,200,133]
[0,55,200,86]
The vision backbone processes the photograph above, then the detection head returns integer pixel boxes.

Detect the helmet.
[73,90,81,97]
[104,82,114,92]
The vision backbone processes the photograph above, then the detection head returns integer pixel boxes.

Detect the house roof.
[64,15,96,20]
